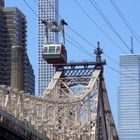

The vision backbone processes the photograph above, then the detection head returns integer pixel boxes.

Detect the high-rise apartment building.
[118,54,140,140]
[38,0,58,95]
[0,2,35,94]
[0,1,5,84]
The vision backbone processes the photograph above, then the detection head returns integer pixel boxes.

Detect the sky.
[5,0,140,127]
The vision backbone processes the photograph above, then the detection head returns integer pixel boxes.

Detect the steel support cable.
[67,25,120,66]
[110,0,140,63]
[23,0,47,20]
[73,0,140,78]
[23,0,38,17]
[24,0,95,59]
[22,0,93,59]
[89,0,131,52]
[32,0,38,5]
[29,0,139,65]
[67,32,121,68]
[66,36,138,81]
[46,0,122,66]
[44,0,121,65]
[32,0,139,76]
[28,0,95,59]
[88,0,140,78]
[66,35,140,82]
[22,0,139,81]
[59,34,140,82]
[56,0,138,77]
[73,0,126,53]
[31,0,121,66]
[67,27,135,79]
[32,0,122,66]
[65,34,94,58]
[111,0,140,45]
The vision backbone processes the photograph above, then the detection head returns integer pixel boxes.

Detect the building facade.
[118,54,140,140]
[24,54,35,94]
[0,3,35,94]
[0,0,4,7]
[0,0,5,85]
[38,0,58,95]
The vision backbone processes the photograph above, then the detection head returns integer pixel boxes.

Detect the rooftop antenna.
[130,36,134,54]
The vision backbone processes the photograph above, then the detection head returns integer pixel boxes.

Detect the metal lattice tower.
[41,43,119,140]
[0,43,119,140]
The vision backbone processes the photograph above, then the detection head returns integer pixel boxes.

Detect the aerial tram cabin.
[41,19,68,64]
[42,43,67,64]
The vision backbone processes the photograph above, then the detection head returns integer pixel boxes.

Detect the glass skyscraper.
[118,54,140,140]
[38,0,58,95]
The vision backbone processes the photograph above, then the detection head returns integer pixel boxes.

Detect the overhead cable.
[73,0,126,53]
[23,0,38,17]
[22,0,138,80]
[89,0,131,52]
[111,0,140,45]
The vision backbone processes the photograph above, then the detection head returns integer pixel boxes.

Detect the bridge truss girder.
[0,45,119,140]
[40,60,119,140]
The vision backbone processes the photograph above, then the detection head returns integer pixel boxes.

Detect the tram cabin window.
[56,46,60,53]
[49,46,55,53]
[43,47,48,53]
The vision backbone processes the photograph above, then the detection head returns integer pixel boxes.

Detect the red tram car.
[42,43,67,64]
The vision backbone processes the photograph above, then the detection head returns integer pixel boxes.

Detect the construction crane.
[41,19,67,64]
